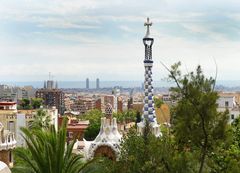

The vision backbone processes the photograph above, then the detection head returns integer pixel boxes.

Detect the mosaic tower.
[137,18,161,137]
[143,17,155,121]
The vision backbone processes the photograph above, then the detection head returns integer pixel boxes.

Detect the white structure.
[0,102,17,111]
[0,161,11,173]
[137,18,161,137]
[47,106,58,130]
[84,104,122,160]
[217,95,240,123]
[0,123,16,151]
[217,95,236,109]
[0,123,16,167]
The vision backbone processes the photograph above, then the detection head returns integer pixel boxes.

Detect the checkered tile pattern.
[143,65,155,122]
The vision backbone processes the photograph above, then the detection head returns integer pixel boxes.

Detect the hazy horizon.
[2,80,240,88]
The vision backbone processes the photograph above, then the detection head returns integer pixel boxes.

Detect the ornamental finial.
[144,17,152,38]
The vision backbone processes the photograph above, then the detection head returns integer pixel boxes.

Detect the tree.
[154,97,163,108]
[102,120,195,173]
[20,98,32,110]
[113,110,137,124]
[167,62,229,173]
[12,118,86,173]
[136,111,141,124]
[209,117,240,172]
[29,109,51,130]
[31,98,43,109]
[80,109,103,140]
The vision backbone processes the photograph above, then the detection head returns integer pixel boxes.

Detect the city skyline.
[1,0,240,81]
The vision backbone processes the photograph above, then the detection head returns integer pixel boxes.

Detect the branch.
[212,58,218,91]
[160,61,182,90]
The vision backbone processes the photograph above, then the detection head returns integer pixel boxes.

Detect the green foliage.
[113,110,137,123]
[82,109,136,140]
[103,121,197,173]
[80,109,103,140]
[19,98,32,110]
[84,123,101,141]
[12,148,32,173]
[29,109,51,130]
[136,111,141,124]
[169,62,229,173]
[80,109,102,125]
[209,117,240,172]
[31,98,43,109]
[154,97,163,108]
[12,118,85,173]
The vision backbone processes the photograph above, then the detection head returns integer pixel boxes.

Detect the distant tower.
[47,80,54,89]
[137,18,161,137]
[96,78,100,89]
[44,81,47,89]
[55,81,58,89]
[86,78,89,89]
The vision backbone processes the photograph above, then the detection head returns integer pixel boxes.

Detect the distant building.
[96,78,100,89]
[58,116,89,143]
[0,102,58,147]
[217,93,240,123]
[104,95,115,111]
[117,97,123,113]
[70,97,101,115]
[132,102,144,112]
[217,95,236,109]
[0,85,35,102]
[86,78,89,89]
[36,80,65,115]
[95,98,101,111]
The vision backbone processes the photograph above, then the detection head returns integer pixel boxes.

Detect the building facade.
[36,80,65,115]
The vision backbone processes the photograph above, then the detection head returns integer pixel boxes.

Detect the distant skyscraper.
[96,78,100,89]
[86,78,89,89]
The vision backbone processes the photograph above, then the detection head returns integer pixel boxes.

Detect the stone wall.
[0,150,10,166]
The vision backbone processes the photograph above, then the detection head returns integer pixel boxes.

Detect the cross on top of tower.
[144,17,152,38]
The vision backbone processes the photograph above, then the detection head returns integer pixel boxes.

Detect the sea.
[1,80,240,89]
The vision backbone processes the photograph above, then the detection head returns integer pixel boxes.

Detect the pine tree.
[168,62,229,173]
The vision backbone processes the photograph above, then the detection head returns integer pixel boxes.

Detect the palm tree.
[12,118,85,173]
[29,109,51,130]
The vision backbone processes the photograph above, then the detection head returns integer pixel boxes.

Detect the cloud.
[0,0,240,81]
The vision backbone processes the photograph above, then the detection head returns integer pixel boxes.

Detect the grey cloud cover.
[0,0,240,81]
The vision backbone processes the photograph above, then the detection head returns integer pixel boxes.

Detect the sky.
[0,0,240,82]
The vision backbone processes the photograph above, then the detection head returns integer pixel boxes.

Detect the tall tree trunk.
[199,113,208,173]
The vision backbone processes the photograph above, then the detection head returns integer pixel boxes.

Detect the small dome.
[105,103,113,117]
[0,161,11,173]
